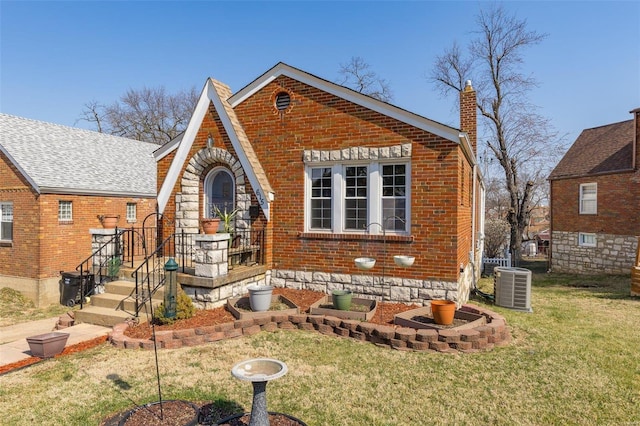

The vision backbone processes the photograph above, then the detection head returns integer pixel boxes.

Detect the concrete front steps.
[75,280,164,327]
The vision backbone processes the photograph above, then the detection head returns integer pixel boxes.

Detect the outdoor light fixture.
[207,133,214,148]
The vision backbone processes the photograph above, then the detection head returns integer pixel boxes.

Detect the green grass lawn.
[0,287,72,328]
[1,260,639,425]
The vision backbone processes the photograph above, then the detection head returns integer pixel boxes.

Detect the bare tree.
[78,86,198,145]
[77,100,106,133]
[484,218,510,258]
[338,56,393,102]
[431,5,563,260]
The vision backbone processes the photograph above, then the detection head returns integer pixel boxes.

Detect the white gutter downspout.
[471,163,477,266]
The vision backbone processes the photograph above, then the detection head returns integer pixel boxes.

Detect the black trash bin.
[59,271,95,307]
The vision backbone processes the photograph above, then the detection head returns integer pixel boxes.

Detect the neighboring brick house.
[549,108,640,274]
[0,114,157,306]
[155,63,484,306]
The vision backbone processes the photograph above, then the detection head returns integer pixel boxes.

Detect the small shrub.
[153,285,196,325]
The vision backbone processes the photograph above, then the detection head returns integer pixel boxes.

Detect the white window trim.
[578,232,597,247]
[203,166,235,219]
[579,183,597,215]
[0,202,13,241]
[58,201,73,222]
[305,161,411,235]
[126,203,137,222]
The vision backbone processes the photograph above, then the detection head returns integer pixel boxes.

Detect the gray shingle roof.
[0,113,156,196]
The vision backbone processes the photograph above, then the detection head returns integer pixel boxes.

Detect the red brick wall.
[457,158,474,269]
[551,172,640,235]
[157,76,475,282]
[0,152,40,278]
[0,152,156,279]
[234,76,465,281]
[37,194,156,278]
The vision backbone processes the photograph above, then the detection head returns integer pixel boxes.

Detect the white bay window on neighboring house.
[306,161,410,234]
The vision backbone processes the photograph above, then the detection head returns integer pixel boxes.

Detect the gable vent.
[494,267,532,312]
[275,92,291,111]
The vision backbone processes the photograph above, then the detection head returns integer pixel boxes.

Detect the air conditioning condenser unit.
[494,267,532,312]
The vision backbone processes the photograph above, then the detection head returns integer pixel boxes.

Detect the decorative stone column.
[194,233,230,278]
[90,228,120,269]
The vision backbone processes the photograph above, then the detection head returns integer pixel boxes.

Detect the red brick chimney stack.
[460,80,477,155]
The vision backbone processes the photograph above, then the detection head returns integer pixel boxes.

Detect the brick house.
[549,108,640,274]
[155,63,484,306]
[0,114,157,306]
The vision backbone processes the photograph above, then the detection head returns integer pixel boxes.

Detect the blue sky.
[1,1,639,144]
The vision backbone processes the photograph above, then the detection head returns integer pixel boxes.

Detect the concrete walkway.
[0,317,111,368]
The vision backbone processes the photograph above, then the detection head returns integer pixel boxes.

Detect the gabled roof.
[156,62,477,218]
[229,62,464,144]
[549,119,634,180]
[0,113,156,197]
[155,78,275,219]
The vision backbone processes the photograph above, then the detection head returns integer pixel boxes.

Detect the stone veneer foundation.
[270,268,472,306]
[552,231,638,274]
[109,304,510,354]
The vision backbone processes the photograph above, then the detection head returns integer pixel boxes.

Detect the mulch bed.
[124,288,419,340]
[2,289,418,374]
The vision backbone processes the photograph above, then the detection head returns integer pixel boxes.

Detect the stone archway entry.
[175,147,249,234]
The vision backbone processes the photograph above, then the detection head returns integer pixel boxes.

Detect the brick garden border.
[109,304,511,354]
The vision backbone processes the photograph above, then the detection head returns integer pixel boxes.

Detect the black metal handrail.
[121,226,157,267]
[131,234,174,316]
[75,229,126,309]
[71,226,266,312]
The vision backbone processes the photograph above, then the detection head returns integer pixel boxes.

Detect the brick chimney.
[460,80,477,155]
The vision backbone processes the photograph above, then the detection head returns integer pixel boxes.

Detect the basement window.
[578,232,596,247]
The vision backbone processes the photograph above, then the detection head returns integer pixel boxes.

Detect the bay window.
[306,161,410,234]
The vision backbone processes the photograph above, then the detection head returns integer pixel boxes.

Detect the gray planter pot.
[247,285,274,312]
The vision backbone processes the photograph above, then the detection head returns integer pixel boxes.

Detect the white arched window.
[204,167,235,218]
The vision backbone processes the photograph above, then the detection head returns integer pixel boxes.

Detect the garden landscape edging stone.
[109,304,511,354]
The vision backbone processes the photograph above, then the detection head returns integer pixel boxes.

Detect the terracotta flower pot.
[201,218,221,234]
[431,300,456,325]
[98,215,119,229]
